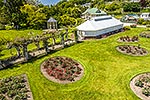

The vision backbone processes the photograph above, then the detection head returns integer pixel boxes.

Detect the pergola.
[47,17,58,29]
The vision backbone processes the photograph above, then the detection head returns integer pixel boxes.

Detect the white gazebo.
[77,15,123,39]
[47,17,58,29]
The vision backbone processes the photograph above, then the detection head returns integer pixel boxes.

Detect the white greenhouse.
[77,15,123,39]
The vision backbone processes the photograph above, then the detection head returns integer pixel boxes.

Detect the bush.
[130,24,137,28]
[5,25,13,30]
[142,87,150,96]
[123,26,131,30]
[0,95,6,100]
[135,80,144,87]
[146,25,150,28]
[142,22,147,25]
[146,28,150,31]
[137,18,144,24]
[0,23,5,30]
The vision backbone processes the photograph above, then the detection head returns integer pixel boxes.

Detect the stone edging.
[116,45,148,56]
[40,56,84,84]
[130,73,150,100]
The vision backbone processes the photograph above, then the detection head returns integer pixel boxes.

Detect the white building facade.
[140,13,150,20]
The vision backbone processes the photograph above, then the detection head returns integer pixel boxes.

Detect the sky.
[39,0,60,5]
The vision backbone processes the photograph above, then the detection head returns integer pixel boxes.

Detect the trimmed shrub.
[146,25,150,28]
[142,87,150,96]
[5,25,13,30]
[130,24,137,28]
[123,26,131,30]
[142,22,147,25]
[135,80,144,87]
[146,28,150,31]
[138,18,144,24]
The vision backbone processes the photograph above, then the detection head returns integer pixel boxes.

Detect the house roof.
[77,15,123,31]
[82,8,106,15]
[47,17,57,22]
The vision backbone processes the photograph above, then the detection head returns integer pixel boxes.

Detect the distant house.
[77,16,123,39]
[82,8,107,20]
[140,13,150,20]
[120,14,139,23]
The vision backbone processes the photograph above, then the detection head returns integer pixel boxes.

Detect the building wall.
[140,13,150,20]
[82,25,123,37]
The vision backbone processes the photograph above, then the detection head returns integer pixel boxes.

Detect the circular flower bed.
[116,45,148,56]
[117,36,138,42]
[130,73,150,100]
[41,56,84,84]
[139,31,150,38]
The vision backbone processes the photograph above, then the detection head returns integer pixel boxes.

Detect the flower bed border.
[41,56,84,84]
[117,36,138,43]
[116,45,148,56]
[130,73,150,100]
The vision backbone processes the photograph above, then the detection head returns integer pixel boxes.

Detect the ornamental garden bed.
[139,31,150,38]
[0,74,33,100]
[116,45,148,56]
[130,73,150,100]
[117,36,138,42]
[41,56,84,84]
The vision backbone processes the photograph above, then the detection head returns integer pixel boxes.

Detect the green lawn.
[0,28,150,100]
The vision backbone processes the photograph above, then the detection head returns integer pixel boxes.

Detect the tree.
[2,0,25,29]
[140,0,150,8]
[59,15,76,27]
[105,2,121,11]
[123,2,140,12]
[20,4,47,29]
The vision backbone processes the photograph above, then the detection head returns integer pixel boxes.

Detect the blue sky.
[39,0,59,5]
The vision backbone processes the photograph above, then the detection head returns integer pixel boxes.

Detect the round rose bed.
[41,56,84,84]
[116,45,148,56]
[130,73,150,100]
[139,31,150,38]
[117,36,138,42]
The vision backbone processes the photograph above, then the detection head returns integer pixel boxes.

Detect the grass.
[114,15,123,19]
[0,28,150,100]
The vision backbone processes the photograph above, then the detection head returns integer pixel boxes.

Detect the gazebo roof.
[47,17,57,22]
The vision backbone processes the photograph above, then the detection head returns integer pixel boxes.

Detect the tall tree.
[3,0,25,29]
[20,4,47,29]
